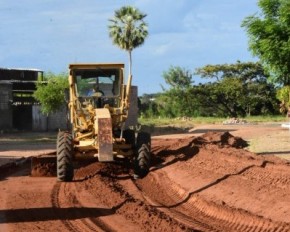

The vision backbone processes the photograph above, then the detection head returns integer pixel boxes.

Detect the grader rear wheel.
[57,131,74,182]
[134,132,151,178]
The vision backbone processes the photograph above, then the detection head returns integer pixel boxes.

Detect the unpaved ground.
[1,124,290,231]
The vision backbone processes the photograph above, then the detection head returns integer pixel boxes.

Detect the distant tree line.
[139,61,280,118]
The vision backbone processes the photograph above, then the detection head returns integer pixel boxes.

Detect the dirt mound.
[200,131,248,148]
[152,132,248,164]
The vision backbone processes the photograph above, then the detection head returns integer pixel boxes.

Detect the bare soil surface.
[1,124,290,231]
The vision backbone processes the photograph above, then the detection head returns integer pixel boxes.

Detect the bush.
[33,72,69,114]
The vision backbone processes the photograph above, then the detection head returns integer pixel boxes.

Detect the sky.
[0,0,260,95]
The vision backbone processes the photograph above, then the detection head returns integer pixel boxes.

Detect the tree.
[195,61,266,82]
[108,6,148,76]
[139,93,159,117]
[194,61,278,117]
[241,0,290,85]
[190,78,245,117]
[33,72,69,114]
[162,66,193,90]
[276,86,290,114]
[158,66,194,117]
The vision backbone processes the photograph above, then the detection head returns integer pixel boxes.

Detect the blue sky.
[0,0,259,95]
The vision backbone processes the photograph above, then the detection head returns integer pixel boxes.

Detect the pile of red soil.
[152,131,248,163]
[200,131,248,148]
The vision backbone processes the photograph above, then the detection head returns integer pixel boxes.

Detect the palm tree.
[108,6,148,77]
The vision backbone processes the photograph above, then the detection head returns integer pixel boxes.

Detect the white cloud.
[153,43,170,56]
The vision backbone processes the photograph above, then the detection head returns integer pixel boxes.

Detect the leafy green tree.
[159,66,194,117]
[194,61,279,117]
[276,86,290,114]
[139,93,159,117]
[190,78,245,117]
[242,0,290,85]
[154,93,175,117]
[162,66,193,89]
[33,72,69,114]
[108,6,148,76]
[195,61,265,82]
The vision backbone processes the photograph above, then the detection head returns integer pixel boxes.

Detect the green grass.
[138,115,286,128]
[245,115,286,123]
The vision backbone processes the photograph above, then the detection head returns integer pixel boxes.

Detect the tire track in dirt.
[51,177,114,232]
[51,183,77,231]
[137,132,290,231]
[239,163,290,190]
[135,170,290,232]
[175,144,290,224]
[71,161,196,231]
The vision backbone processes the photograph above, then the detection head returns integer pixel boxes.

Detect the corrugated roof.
[0,80,46,84]
[0,67,43,72]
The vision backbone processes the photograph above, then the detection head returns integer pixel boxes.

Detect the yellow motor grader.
[56,63,151,181]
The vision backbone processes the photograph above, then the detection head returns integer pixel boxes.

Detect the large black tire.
[57,131,74,182]
[134,132,151,178]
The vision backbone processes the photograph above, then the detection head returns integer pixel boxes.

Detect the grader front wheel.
[57,131,74,182]
[134,132,151,178]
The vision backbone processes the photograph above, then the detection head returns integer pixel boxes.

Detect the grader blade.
[31,153,57,177]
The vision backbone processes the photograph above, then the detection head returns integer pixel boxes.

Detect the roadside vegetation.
[33,72,68,114]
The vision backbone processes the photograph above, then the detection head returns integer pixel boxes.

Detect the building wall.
[47,107,68,131]
[32,105,47,131]
[0,84,12,130]
[32,105,67,131]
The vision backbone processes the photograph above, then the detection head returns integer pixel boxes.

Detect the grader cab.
[56,63,151,181]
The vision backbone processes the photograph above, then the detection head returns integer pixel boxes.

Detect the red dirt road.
[1,126,290,231]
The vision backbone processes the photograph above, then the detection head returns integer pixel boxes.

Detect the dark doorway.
[12,105,32,130]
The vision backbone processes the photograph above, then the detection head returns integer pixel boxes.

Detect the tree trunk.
[129,50,132,77]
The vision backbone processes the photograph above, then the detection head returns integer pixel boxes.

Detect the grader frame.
[56,63,151,181]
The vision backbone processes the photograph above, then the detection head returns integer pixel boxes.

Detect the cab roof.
[69,63,124,70]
